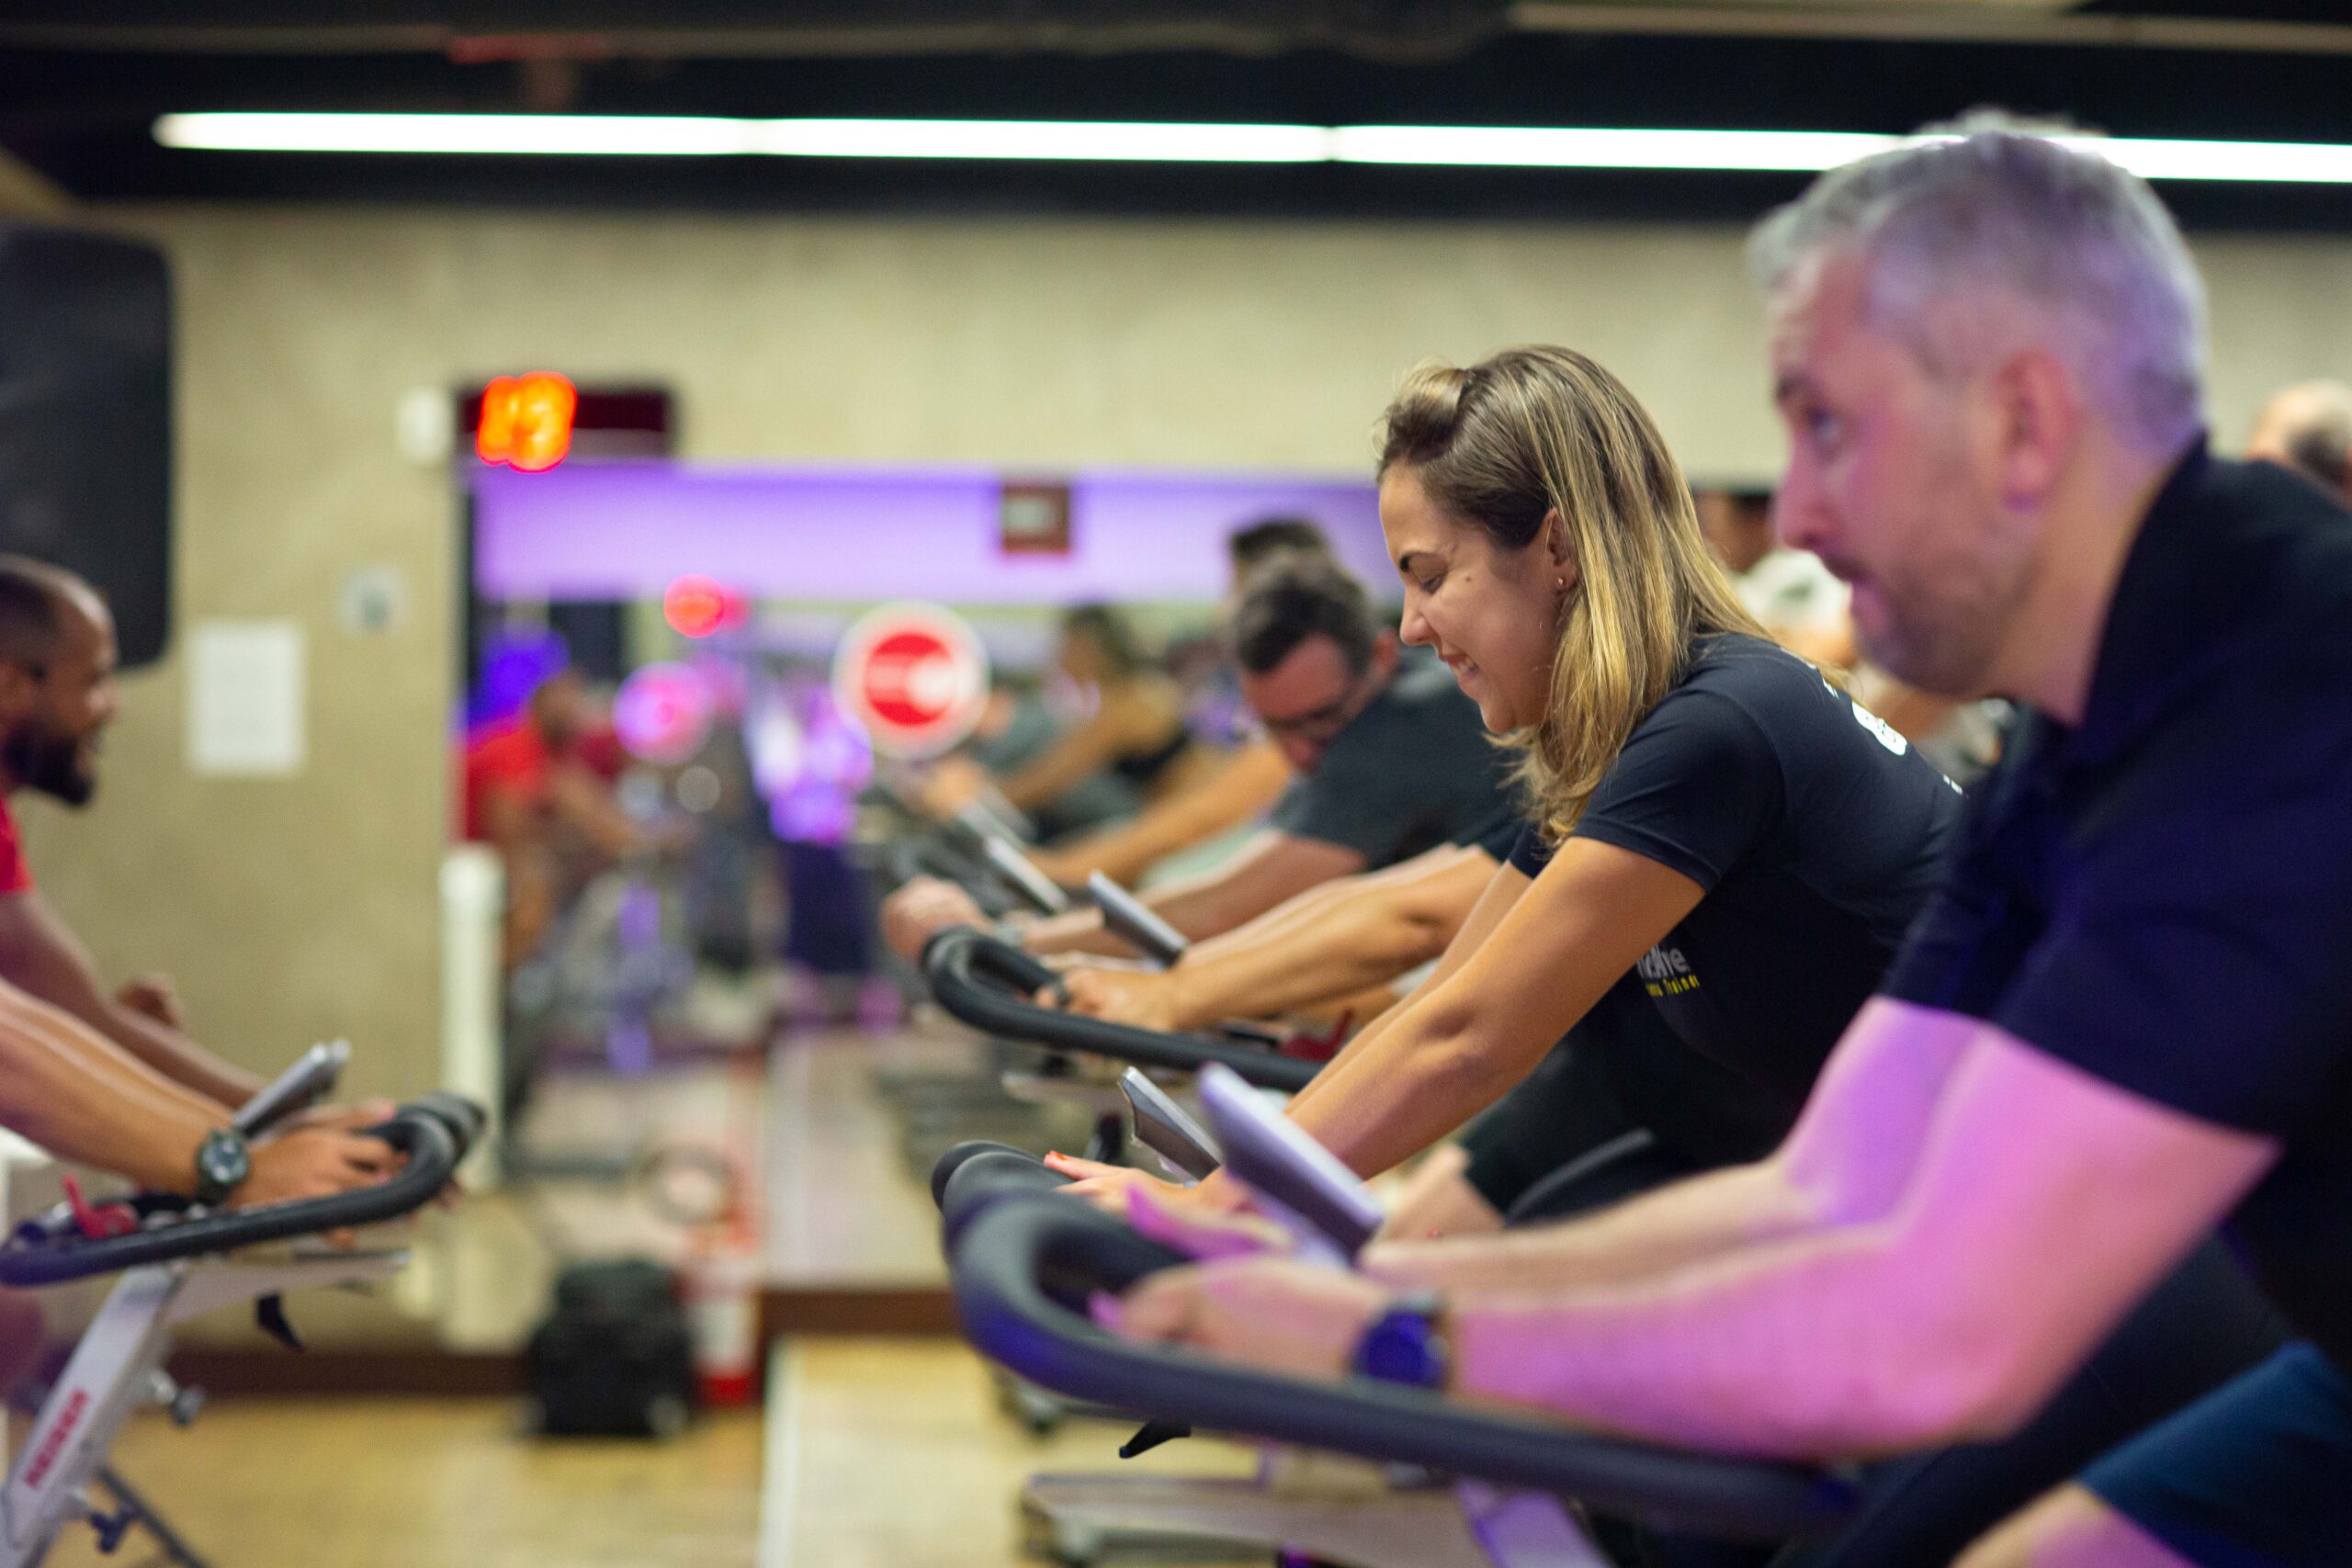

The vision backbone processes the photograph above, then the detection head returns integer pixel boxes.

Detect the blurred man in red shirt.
[462,667,648,969]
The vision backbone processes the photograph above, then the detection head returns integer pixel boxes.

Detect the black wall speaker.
[0,225,172,668]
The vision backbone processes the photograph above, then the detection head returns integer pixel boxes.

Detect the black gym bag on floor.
[524,1258,699,1438]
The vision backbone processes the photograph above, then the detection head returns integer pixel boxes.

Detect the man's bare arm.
[1432,1022,2273,1457]
[0,978,220,1190]
[1050,842,1487,1030]
[1152,843,1495,1027]
[0,978,411,1209]
[1366,998,1981,1293]
[0,890,263,1108]
[1028,742,1291,888]
[1272,840,1699,1183]
[1016,831,1366,958]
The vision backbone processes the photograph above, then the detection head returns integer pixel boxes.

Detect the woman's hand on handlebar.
[1124,1184,1293,1261]
[1094,1253,1392,1382]
[1045,1152,1202,1217]
[1378,1145,1504,1245]
[1051,964,1193,1034]
[1043,1154,1267,1232]
[880,876,989,962]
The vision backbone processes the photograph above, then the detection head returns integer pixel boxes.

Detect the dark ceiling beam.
[9,4,2352,60]
[0,5,1508,66]
[1511,4,2352,58]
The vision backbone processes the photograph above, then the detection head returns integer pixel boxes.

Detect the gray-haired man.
[1102,115,2352,1568]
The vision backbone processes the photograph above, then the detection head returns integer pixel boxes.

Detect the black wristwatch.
[1351,1290,1452,1391]
[191,1127,252,1206]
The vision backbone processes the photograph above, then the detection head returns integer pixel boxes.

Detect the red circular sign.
[832,604,989,758]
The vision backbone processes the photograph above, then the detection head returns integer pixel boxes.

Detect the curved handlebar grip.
[933,1144,1074,1246]
[0,1097,482,1289]
[951,1198,1859,1540]
[929,1140,1040,1211]
[920,927,1316,1093]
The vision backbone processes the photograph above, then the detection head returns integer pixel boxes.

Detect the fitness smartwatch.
[191,1127,252,1207]
[1351,1290,1452,1391]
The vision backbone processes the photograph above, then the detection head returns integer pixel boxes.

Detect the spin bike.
[0,1043,483,1568]
[946,1063,1857,1568]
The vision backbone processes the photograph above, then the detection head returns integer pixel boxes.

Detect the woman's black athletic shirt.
[1511,633,1962,1116]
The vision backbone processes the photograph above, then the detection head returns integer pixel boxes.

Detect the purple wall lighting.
[470,462,1391,605]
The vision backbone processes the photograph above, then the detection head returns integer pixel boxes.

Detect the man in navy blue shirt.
[1106,116,2352,1568]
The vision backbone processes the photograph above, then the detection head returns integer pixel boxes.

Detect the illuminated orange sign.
[475,372,578,472]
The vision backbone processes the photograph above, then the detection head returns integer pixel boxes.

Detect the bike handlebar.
[950,1195,1860,1540]
[0,1094,484,1288]
[920,927,1316,1092]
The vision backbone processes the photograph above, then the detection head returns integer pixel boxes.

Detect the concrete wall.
[17,206,2352,1100]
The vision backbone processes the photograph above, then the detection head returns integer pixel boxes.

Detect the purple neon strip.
[470,461,1392,604]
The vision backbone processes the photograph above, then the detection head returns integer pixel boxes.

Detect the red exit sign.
[462,379,673,471]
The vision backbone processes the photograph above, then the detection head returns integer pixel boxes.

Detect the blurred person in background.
[2246,378,2352,508]
[885,551,1512,959]
[1017,518,1337,888]
[1696,488,1857,667]
[920,604,1220,828]
[462,665,651,971]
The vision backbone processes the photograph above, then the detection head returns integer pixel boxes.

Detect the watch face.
[1360,1310,1445,1388]
[198,1132,250,1189]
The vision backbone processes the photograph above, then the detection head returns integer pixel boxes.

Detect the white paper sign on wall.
[187,620,307,777]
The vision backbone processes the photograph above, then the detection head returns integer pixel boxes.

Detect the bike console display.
[1086,873,1189,967]
[1196,1064,1383,1259]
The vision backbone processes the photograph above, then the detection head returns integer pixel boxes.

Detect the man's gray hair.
[1748,110,2208,453]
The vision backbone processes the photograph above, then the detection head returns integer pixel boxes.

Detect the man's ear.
[1989,348,2082,507]
[1370,631,1400,679]
[1541,509,1580,591]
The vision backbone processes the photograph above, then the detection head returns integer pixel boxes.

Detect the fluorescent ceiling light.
[1329,126,1900,171]
[153,113,1327,164]
[153,113,2352,185]
[2070,135,2352,184]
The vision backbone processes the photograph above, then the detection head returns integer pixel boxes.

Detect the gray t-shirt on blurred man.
[1269,660,1513,869]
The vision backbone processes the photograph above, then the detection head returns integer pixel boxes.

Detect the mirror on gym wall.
[451,450,1392,1328]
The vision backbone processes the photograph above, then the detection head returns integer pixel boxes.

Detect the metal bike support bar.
[920,927,1316,1092]
[951,1196,1861,1542]
[0,1096,483,1289]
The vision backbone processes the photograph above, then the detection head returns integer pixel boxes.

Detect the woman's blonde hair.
[1378,345,1769,839]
